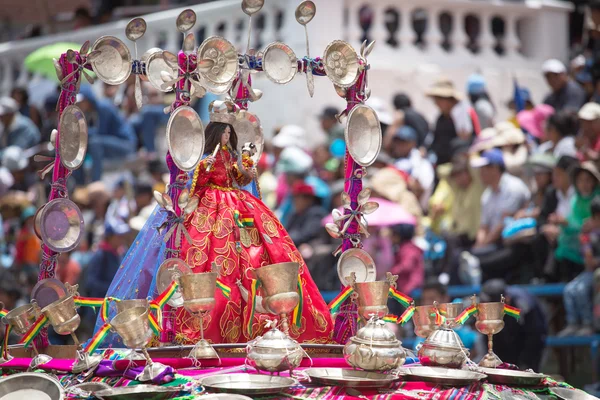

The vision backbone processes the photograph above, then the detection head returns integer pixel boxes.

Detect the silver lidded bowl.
[418,328,469,368]
[344,317,406,371]
[246,324,304,373]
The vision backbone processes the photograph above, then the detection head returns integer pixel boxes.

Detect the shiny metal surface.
[176,9,197,33]
[58,105,87,170]
[253,262,299,297]
[110,306,151,349]
[200,75,232,95]
[418,329,468,369]
[41,295,80,335]
[166,106,205,172]
[241,0,264,15]
[33,204,44,239]
[179,272,217,313]
[95,384,183,400]
[355,281,390,320]
[0,372,64,400]
[70,382,110,397]
[305,368,398,388]
[323,40,359,88]
[246,326,304,372]
[157,258,192,308]
[550,388,600,400]
[345,105,382,167]
[437,303,463,328]
[90,36,132,85]
[39,198,84,253]
[233,110,264,164]
[344,318,405,371]
[478,368,545,386]
[475,302,505,335]
[3,304,37,335]
[337,248,376,287]
[399,366,487,386]
[116,299,149,314]
[188,339,219,359]
[197,36,238,85]
[262,42,298,85]
[125,18,147,41]
[31,279,67,310]
[413,305,439,338]
[143,49,176,92]
[295,1,316,25]
[200,373,296,395]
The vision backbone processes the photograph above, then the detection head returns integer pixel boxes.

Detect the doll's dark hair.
[204,122,238,155]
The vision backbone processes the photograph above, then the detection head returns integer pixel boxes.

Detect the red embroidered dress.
[175,146,333,344]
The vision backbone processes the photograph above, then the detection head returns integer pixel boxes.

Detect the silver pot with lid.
[418,327,469,368]
[246,322,304,373]
[343,317,406,371]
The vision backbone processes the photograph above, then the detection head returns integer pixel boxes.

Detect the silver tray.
[479,367,545,386]
[31,278,67,309]
[399,366,487,386]
[90,36,132,85]
[95,385,184,400]
[304,368,398,388]
[345,104,382,167]
[58,105,88,171]
[262,41,298,85]
[166,106,205,172]
[157,258,192,308]
[551,388,600,400]
[337,248,376,287]
[200,373,296,395]
[0,372,64,400]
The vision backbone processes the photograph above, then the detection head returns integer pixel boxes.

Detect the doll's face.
[221,126,231,146]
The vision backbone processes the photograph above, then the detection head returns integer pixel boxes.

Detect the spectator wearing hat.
[507,87,534,112]
[426,77,474,165]
[495,122,528,178]
[319,106,344,144]
[392,93,429,148]
[516,104,555,146]
[466,73,496,130]
[578,102,600,162]
[271,125,308,158]
[390,126,435,210]
[287,181,328,248]
[481,279,547,371]
[366,97,394,134]
[0,97,41,154]
[370,167,423,226]
[274,146,314,225]
[542,59,587,112]
[538,110,578,158]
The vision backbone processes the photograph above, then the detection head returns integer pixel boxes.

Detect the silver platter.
[337,248,376,286]
[399,366,487,386]
[551,388,600,400]
[345,104,382,167]
[39,198,84,253]
[234,110,264,163]
[200,373,296,395]
[0,372,64,400]
[31,278,67,309]
[478,367,545,386]
[197,36,239,85]
[166,106,205,171]
[95,385,184,400]
[262,41,298,85]
[58,105,88,170]
[157,258,192,308]
[143,48,176,92]
[305,368,398,388]
[90,36,132,85]
[201,75,232,95]
[323,40,359,88]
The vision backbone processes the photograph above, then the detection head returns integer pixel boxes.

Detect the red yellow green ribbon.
[0,309,8,319]
[73,297,104,308]
[430,310,446,326]
[456,305,477,325]
[247,279,259,337]
[84,323,110,353]
[504,304,521,320]
[148,312,162,335]
[399,305,416,325]
[292,275,303,327]
[153,281,179,309]
[383,314,399,324]
[234,210,254,228]
[216,278,232,300]
[18,315,48,348]
[388,287,413,308]
[328,286,354,313]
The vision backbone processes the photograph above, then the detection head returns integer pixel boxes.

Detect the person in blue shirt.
[76,85,137,182]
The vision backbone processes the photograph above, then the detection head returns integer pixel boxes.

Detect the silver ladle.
[295,1,316,97]
[242,0,264,54]
[176,9,197,33]
[125,17,147,109]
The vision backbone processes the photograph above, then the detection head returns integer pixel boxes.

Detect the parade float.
[0,1,593,399]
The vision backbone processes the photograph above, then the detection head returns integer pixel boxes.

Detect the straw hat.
[425,77,463,101]
[495,122,525,146]
[470,127,500,153]
[572,161,600,185]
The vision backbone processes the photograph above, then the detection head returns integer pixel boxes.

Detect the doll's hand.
[206,156,216,167]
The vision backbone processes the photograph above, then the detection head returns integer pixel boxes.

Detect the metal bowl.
[58,105,88,171]
[90,36,132,85]
[166,106,205,172]
[337,248,376,287]
[0,372,64,400]
[478,368,546,386]
[304,368,398,388]
[200,373,296,395]
[32,278,67,309]
[323,40,359,88]
[262,42,298,85]
[550,387,600,400]
[39,198,84,253]
[95,384,184,400]
[345,105,382,167]
[197,36,238,85]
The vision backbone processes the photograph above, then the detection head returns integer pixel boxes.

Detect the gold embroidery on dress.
[260,213,280,238]
[220,301,241,343]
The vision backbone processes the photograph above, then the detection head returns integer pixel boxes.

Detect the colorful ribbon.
[504,304,521,320]
[388,287,413,308]
[2,324,11,359]
[383,314,399,324]
[399,305,416,325]
[148,312,162,335]
[246,279,259,337]
[73,297,104,308]
[431,310,446,326]
[456,305,477,325]
[0,309,8,319]
[328,286,354,313]
[19,315,48,348]
[234,210,254,227]
[84,323,110,353]
[292,276,303,327]
[216,278,232,300]
[153,281,179,309]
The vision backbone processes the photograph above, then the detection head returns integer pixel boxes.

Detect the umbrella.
[322,197,416,227]
[24,42,84,81]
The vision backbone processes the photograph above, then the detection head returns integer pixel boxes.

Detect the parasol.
[24,42,94,81]
[322,197,416,227]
